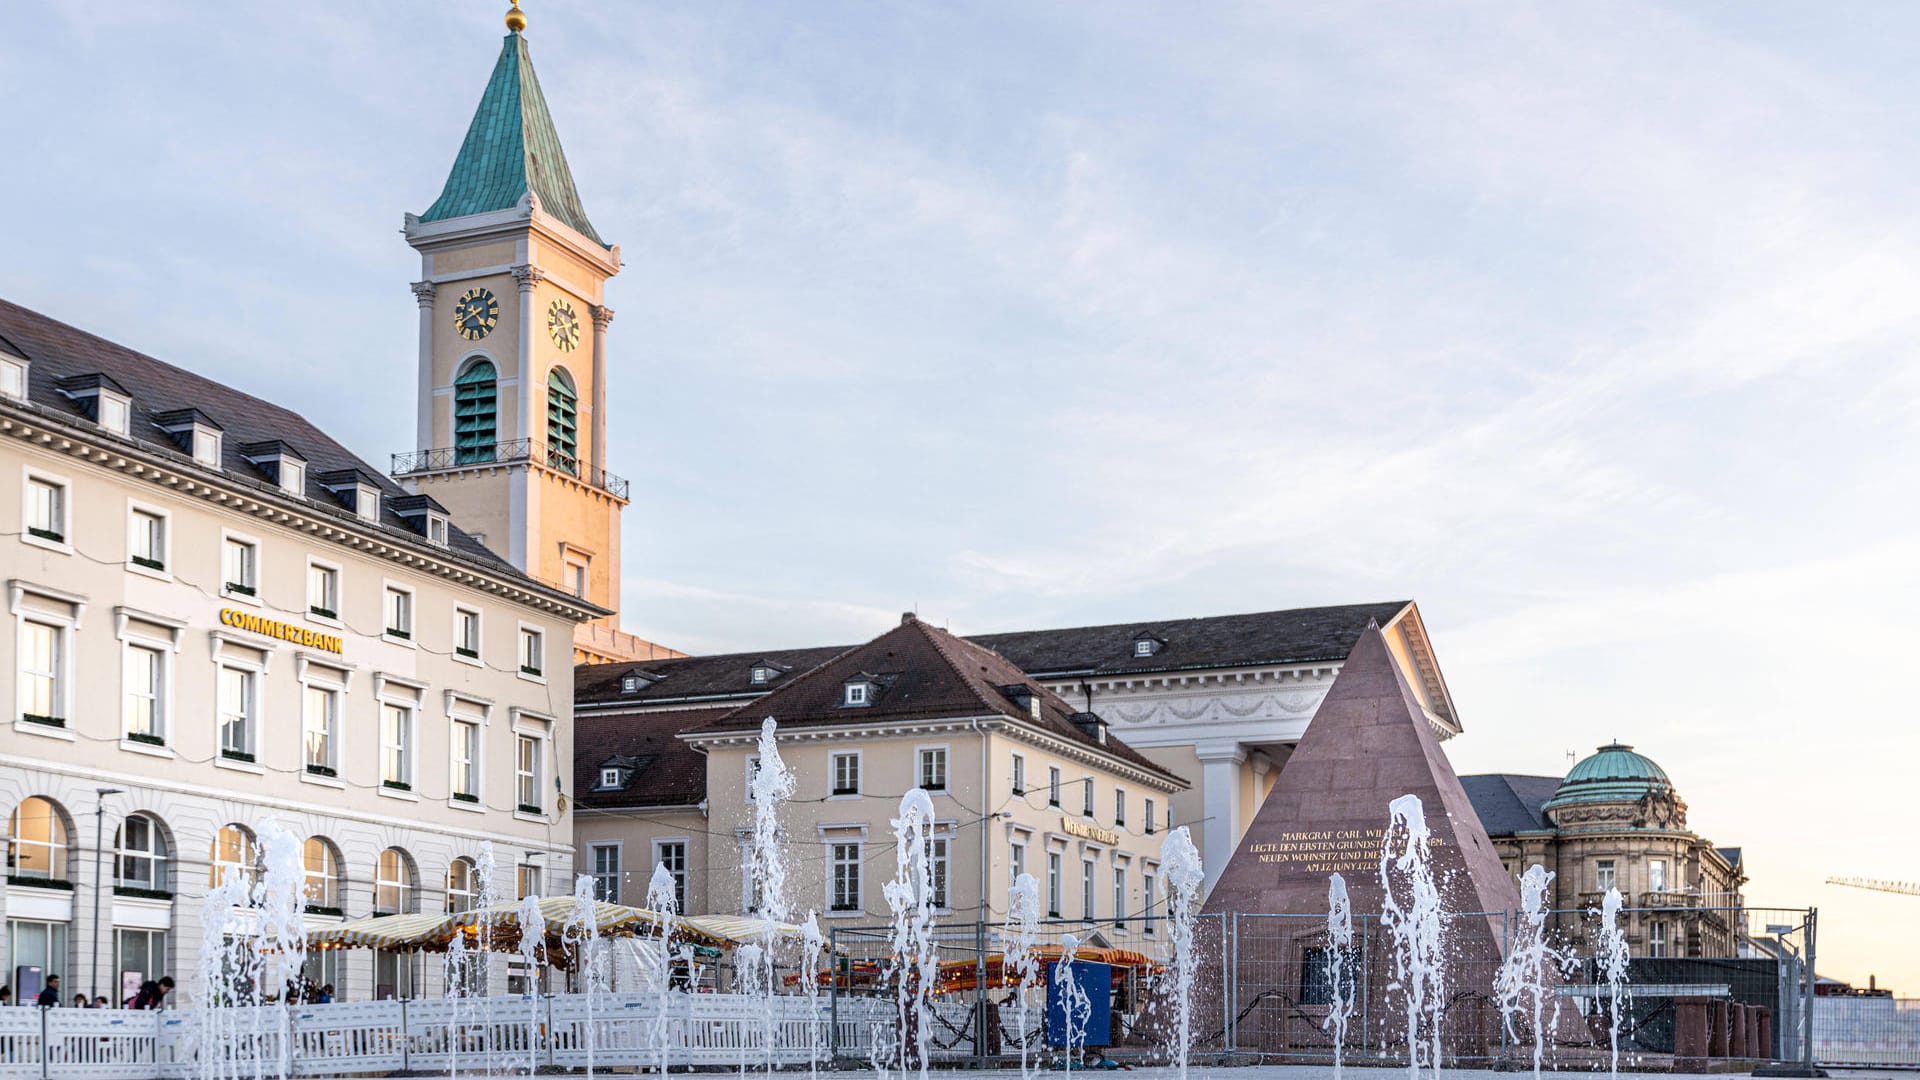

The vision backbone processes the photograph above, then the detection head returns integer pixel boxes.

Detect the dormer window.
[751,666,771,685]
[620,673,653,694]
[55,373,132,436]
[1133,636,1159,658]
[427,514,449,546]
[241,441,309,498]
[599,767,624,789]
[318,469,383,522]
[844,680,873,707]
[391,494,452,547]
[153,408,225,469]
[0,354,25,399]
[280,460,304,496]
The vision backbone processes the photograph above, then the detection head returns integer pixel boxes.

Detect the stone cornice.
[403,203,620,277]
[0,401,603,622]
[409,280,437,305]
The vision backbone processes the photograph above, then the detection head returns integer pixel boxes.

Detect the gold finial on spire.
[505,0,527,33]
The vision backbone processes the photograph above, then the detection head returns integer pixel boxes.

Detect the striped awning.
[679,915,810,947]
[307,898,724,955]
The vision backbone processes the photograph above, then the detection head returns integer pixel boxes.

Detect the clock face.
[453,288,499,341]
[548,298,581,352]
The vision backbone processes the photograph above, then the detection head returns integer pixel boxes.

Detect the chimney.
[901,611,917,625]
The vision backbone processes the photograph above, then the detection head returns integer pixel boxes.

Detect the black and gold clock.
[453,287,499,341]
[547,298,581,352]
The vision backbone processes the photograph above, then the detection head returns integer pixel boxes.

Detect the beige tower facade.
[393,21,680,666]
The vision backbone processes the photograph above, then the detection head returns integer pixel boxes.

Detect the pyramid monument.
[1202,622,1561,1059]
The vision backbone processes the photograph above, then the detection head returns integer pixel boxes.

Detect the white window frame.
[278,458,305,498]
[514,730,546,817]
[516,622,546,681]
[17,616,71,733]
[1010,840,1026,883]
[1081,857,1097,920]
[1114,865,1127,929]
[305,557,342,625]
[1649,858,1668,894]
[1145,797,1157,836]
[449,711,484,809]
[589,841,622,903]
[916,744,949,792]
[191,428,222,468]
[923,830,952,912]
[1143,869,1158,935]
[96,391,131,436]
[827,838,864,914]
[219,530,262,604]
[297,661,347,782]
[379,698,417,795]
[453,606,482,665]
[1046,850,1063,918]
[214,660,262,768]
[126,500,171,580]
[653,839,690,915]
[1010,753,1026,795]
[1134,638,1154,657]
[1114,787,1126,827]
[1648,920,1668,958]
[563,552,590,600]
[0,355,25,399]
[829,749,862,798]
[1081,775,1095,818]
[843,681,869,706]
[21,467,72,554]
[121,639,168,745]
[382,581,415,645]
[1048,766,1062,807]
[1595,859,1617,893]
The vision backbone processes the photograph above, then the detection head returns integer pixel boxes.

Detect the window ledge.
[21,533,73,556]
[826,793,862,801]
[15,720,76,742]
[513,810,546,824]
[300,772,346,790]
[452,652,483,668]
[377,786,421,803]
[213,756,265,775]
[306,611,344,630]
[125,562,172,583]
[382,632,416,649]
[118,738,175,759]
[516,670,547,685]
[448,797,486,814]
[820,909,868,920]
[221,589,262,608]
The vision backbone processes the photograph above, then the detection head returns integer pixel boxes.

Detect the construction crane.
[1827,876,1920,897]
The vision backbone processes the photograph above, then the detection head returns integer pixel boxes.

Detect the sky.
[4,2,1916,991]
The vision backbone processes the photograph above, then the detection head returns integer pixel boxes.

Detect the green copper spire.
[421,31,606,247]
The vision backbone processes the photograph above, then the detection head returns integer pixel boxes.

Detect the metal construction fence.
[1814,996,1920,1068]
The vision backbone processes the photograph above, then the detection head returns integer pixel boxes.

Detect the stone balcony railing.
[393,439,628,500]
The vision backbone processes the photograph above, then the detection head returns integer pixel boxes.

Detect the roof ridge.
[973,600,1413,640]
[905,617,1019,718]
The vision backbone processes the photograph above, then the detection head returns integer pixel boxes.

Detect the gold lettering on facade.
[1061,817,1120,846]
[219,608,344,655]
[1240,828,1445,874]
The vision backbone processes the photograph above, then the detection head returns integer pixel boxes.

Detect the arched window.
[114,813,170,893]
[6,797,69,882]
[546,367,578,474]
[454,359,498,464]
[446,857,478,913]
[209,824,258,890]
[303,837,344,912]
[375,848,416,915]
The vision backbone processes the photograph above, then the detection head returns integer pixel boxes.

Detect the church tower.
[395,1,679,664]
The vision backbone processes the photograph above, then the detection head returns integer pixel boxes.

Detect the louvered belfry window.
[546,367,578,474]
[454,360,498,463]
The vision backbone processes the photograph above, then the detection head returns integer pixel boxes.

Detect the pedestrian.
[36,975,60,1008]
[93,996,109,1009]
[72,993,89,1008]
[128,977,173,1010]
[0,985,11,1007]
[316,983,334,1004]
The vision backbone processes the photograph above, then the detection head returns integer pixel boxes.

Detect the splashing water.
[253,825,307,1080]
[1597,887,1631,1080]
[1158,827,1205,1080]
[1004,872,1043,1080]
[1495,865,1561,1080]
[445,932,470,1079]
[746,717,796,1075]
[194,867,252,1080]
[800,911,825,1079]
[1055,933,1090,1077]
[565,875,605,1078]
[517,893,548,1078]
[474,842,500,1063]
[1380,794,1446,1080]
[644,863,680,1077]
[882,788,939,1080]
[1326,872,1357,1080]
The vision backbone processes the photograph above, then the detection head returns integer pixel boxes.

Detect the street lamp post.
[91,788,126,1005]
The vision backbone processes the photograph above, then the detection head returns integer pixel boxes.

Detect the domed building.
[1462,743,1747,957]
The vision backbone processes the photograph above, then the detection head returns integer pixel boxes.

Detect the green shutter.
[454,361,497,464]
[546,368,577,474]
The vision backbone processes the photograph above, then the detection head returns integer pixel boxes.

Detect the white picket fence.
[0,993,1008,1078]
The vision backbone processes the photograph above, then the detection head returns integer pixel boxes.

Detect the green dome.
[1542,742,1674,811]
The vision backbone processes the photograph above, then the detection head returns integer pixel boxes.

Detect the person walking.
[127,977,173,1010]
[36,975,60,1008]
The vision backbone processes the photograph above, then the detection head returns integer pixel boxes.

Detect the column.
[588,305,613,477]
[1195,742,1246,896]
[511,264,546,447]
[409,281,436,454]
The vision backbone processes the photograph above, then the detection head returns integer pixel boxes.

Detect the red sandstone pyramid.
[1203,621,1522,925]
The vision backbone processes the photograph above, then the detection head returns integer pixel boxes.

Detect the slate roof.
[689,616,1184,785]
[972,601,1413,677]
[0,297,539,583]
[575,645,847,707]
[575,706,727,810]
[421,31,605,246]
[1459,773,1563,837]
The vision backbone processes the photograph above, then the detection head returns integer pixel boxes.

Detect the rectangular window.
[1114,789,1126,827]
[381,703,412,788]
[454,608,481,660]
[831,842,862,911]
[1143,873,1157,935]
[98,395,130,435]
[1047,852,1062,917]
[1011,754,1026,795]
[192,430,221,467]
[384,587,413,639]
[1010,842,1026,883]
[222,538,257,596]
[17,620,62,725]
[217,666,254,759]
[1648,921,1668,958]
[1649,858,1668,894]
[918,747,947,791]
[1596,859,1617,893]
[591,844,621,903]
[116,927,165,993]
[1048,767,1061,807]
[831,751,861,796]
[1081,859,1095,919]
[517,863,541,900]
[516,734,542,812]
[1145,798,1157,835]
[599,767,621,789]
[518,627,544,676]
[657,841,688,914]
[452,720,480,802]
[307,563,339,619]
[303,685,337,773]
[844,682,868,706]
[924,836,950,910]
[0,358,23,398]
[279,460,305,497]
[123,644,164,740]
[129,509,166,571]
[1081,776,1095,817]
[566,559,588,600]
[1167,805,1175,831]
[25,476,66,544]
[1114,867,1126,929]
